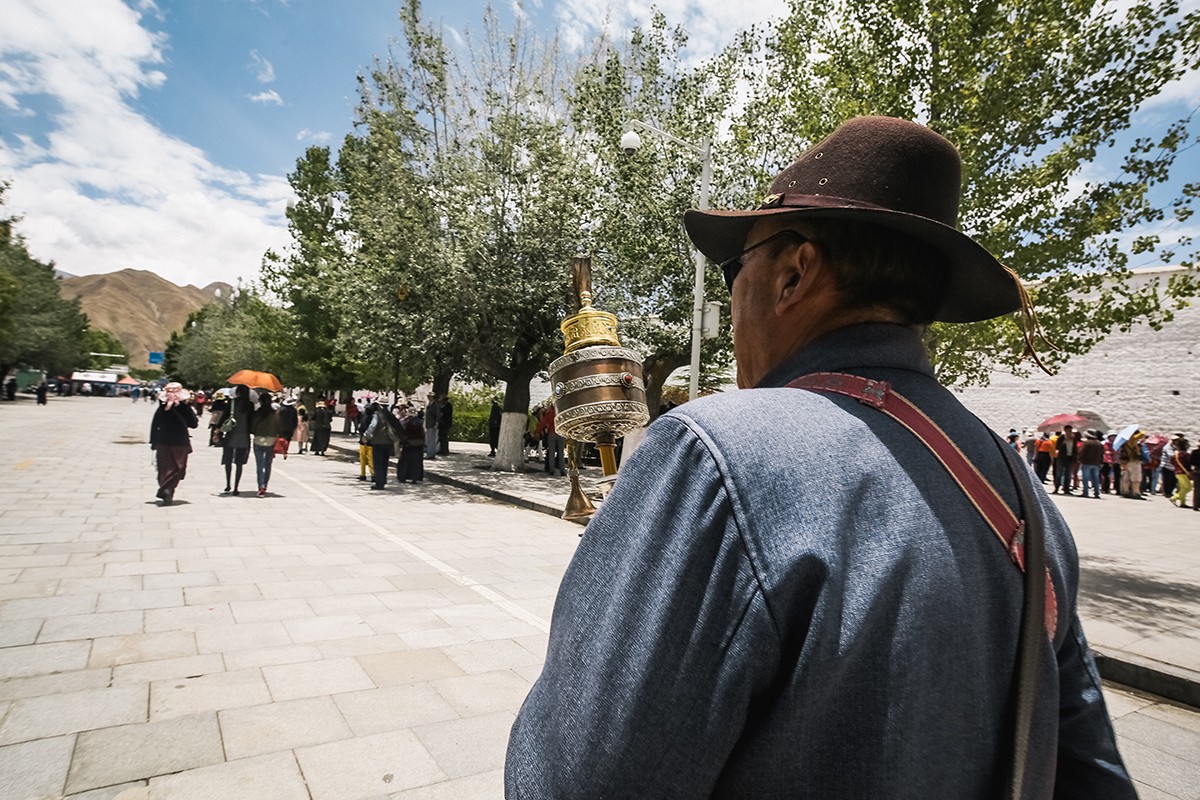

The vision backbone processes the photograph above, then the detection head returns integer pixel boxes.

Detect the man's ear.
[775,241,818,315]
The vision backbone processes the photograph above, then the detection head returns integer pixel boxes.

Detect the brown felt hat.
[684,116,1021,322]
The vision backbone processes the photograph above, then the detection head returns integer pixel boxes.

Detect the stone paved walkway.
[0,396,1197,799]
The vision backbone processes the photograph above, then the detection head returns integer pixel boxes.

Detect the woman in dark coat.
[149,382,198,505]
[396,406,425,483]
[310,400,332,455]
[222,385,255,495]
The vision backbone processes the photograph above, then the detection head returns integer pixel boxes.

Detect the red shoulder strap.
[788,372,1058,639]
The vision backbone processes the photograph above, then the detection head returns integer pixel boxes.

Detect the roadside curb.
[1093,647,1200,709]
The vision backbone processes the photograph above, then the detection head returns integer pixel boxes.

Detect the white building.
[954,266,1199,437]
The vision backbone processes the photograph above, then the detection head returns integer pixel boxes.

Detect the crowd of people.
[1012,426,1198,509]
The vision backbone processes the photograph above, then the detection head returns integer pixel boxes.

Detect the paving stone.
[0,668,112,701]
[219,695,354,759]
[111,653,226,685]
[430,670,532,717]
[67,780,149,799]
[1118,737,1200,799]
[356,649,465,688]
[441,638,542,674]
[308,593,389,616]
[1142,701,1200,735]
[0,579,59,601]
[194,620,292,653]
[0,639,91,679]
[184,584,263,605]
[282,613,373,643]
[398,628,481,650]
[1115,711,1200,763]
[149,669,271,720]
[0,734,74,798]
[96,587,184,612]
[148,751,311,800]
[387,769,504,800]
[333,684,460,737]
[143,603,234,631]
[411,710,515,780]
[258,579,334,599]
[295,730,447,799]
[0,592,97,620]
[262,656,375,701]
[57,576,144,596]
[364,609,452,636]
[88,630,197,668]
[228,598,315,623]
[104,561,177,577]
[222,643,323,671]
[39,609,145,643]
[141,572,218,590]
[0,685,147,744]
[431,602,518,629]
[315,634,408,660]
[0,616,43,647]
[66,713,224,793]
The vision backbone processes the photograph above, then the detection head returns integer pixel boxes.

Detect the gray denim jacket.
[506,323,1134,799]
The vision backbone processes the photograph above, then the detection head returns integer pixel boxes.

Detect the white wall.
[954,266,1199,437]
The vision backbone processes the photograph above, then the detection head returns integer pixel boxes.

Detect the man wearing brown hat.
[506,117,1133,797]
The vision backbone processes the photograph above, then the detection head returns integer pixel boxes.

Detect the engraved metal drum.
[549,346,650,444]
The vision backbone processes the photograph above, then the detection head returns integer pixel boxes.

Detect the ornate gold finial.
[561,256,620,353]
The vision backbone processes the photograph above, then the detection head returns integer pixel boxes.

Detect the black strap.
[995,437,1050,800]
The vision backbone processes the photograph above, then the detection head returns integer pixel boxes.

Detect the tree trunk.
[643,349,688,419]
[494,369,535,472]
[431,366,452,400]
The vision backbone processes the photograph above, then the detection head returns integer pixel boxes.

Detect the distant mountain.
[59,269,233,369]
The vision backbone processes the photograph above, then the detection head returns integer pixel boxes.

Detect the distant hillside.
[59,269,233,368]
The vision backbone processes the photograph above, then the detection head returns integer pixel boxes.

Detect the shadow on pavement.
[1079,557,1200,636]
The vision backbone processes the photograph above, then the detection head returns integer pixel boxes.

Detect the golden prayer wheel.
[550,256,650,521]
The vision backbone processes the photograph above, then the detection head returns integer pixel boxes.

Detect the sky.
[0,0,1196,290]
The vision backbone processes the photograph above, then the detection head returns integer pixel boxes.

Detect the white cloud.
[249,48,276,83]
[0,0,291,288]
[296,128,333,144]
[248,89,284,105]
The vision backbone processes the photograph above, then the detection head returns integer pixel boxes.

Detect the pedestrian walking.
[424,397,440,459]
[310,399,332,455]
[437,394,453,456]
[506,116,1135,797]
[276,397,298,458]
[356,401,375,482]
[149,382,197,505]
[250,392,281,497]
[294,404,309,454]
[535,403,565,476]
[35,381,48,405]
[221,385,254,495]
[1169,439,1192,508]
[396,405,425,483]
[364,402,398,489]
[1079,429,1104,499]
[488,398,502,457]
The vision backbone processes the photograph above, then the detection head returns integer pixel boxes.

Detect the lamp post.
[620,120,712,402]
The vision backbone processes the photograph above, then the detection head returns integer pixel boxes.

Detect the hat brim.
[684,203,1020,323]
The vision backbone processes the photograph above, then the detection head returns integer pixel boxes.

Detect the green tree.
[341,1,593,470]
[262,147,361,393]
[0,185,88,381]
[164,291,287,388]
[84,328,128,370]
[568,15,748,413]
[731,0,1200,385]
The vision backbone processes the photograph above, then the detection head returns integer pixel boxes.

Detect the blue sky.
[0,0,1196,289]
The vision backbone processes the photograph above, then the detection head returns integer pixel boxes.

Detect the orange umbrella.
[227,370,283,392]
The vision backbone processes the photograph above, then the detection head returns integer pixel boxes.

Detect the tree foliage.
[0,184,88,379]
[568,14,748,413]
[730,0,1200,385]
[163,291,287,388]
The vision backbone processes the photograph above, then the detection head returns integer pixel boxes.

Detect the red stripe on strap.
[788,372,1058,639]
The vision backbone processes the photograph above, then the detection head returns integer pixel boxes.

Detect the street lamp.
[621,119,712,402]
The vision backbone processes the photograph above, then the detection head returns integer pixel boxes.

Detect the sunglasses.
[718,229,808,293]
